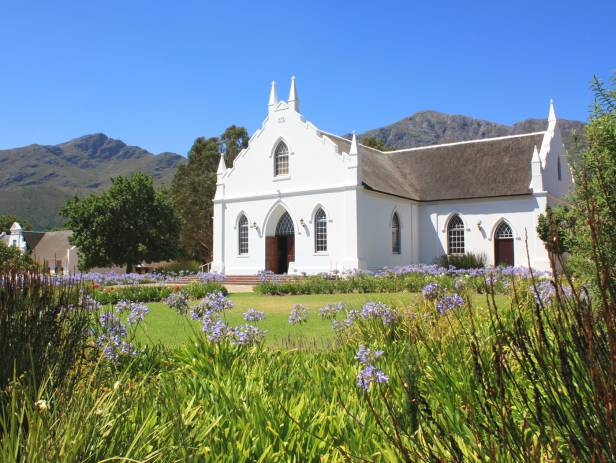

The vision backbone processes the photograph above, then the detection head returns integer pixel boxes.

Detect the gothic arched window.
[447,214,465,255]
[238,214,248,254]
[392,212,401,254]
[315,208,327,252]
[274,141,289,176]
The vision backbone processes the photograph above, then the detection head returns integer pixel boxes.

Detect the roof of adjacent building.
[29,230,73,261]
[323,131,546,201]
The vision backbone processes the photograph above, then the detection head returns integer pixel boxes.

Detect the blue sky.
[1,1,614,155]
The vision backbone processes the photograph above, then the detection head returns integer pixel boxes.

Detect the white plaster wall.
[417,195,551,270]
[357,190,417,270]
[540,128,575,203]
[220,188,357,275]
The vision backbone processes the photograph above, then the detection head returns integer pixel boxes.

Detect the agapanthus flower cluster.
[80,293,102,311]
[354,345,384,364]
[165,291,189,315]
[288,304,308,325]
[243,308,266,322]
[319,303,345,319]
[532,279,572,306]
[204,319,231,342]
[435,293,465,314]
[422,282,442,301]
[354,346,389,391]
[360,301,397,325]
[96,300,148,362]
[230,324,266,346]
[191,291,234,319]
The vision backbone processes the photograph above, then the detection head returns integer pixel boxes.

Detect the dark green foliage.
[155,259,203,274]
[360,136,388,151]
[171,126,248,262]
[256,272,499,296]
[435,252,486,269]
[0,273,91,391]
[0,215,32,233]
[0,242,35,273]
[62,173,181,272]
[537,205,575,253]
[92,282,226,305]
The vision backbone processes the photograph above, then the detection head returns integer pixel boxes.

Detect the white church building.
[211,77,573,275]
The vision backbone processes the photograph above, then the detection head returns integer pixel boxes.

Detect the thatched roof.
[323,132,545,201]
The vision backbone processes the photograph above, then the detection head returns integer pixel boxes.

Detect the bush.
[0,272,92,391]
[435,252,486,269]
[156,259,203,274]
[92,282,226,305]
[0,242,35,273]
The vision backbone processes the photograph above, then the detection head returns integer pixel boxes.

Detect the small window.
[238,215,249,254]
[274,142,289,176]
[557,157,562,181]
[447,215,465,255]
[315,208,327,252]
[391,212,401,254]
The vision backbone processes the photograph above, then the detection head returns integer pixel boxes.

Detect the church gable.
[218,78,359,200]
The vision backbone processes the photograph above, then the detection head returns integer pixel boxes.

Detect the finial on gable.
[288,75,299,112]
[217,152,227,176]
[548,98,557,128]
[268,80,278,112]
[349,131,359,156]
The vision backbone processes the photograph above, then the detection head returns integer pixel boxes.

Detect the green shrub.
[92,282,226,304]
[157,259,203,274]
[435,252,486,269]
[0,273,92,391]
[183,281,228,299]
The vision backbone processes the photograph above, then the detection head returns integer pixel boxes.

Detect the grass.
[133,291,508,348]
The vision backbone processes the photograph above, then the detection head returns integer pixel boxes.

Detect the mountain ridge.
[0,133,185,229]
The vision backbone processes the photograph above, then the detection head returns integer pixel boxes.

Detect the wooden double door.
[266,235,295,274]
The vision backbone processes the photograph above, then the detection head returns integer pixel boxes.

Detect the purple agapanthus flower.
[230,324,266,346]
[357,365,389,391]
[435,293,465,314]
[360,302,397,325]
[422,282,442,301]
[288,304,308,325]
[354,345,384,365]
[243,308,266,322]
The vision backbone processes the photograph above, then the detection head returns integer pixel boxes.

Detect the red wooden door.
[265,236,278,273]
[495,239,514,266]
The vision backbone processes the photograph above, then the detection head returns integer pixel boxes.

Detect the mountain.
[352,110,585,152]
[0,134,185,229]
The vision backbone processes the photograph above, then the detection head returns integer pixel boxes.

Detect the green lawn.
[133,291,506,348]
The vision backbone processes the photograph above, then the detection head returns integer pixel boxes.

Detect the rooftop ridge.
[385,131,548,153]
[322,130,548,154]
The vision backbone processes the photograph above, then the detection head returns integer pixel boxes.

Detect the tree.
[537,205,576,254]
[61,173,180,272]
[361,136,395,151]
[0,215,32,233]
[0,241,34,272]
[171,126,249,262]
[221,125,249,167]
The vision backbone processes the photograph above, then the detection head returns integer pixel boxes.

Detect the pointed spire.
[288,75,299,112]
[547,98,558,131]
[217,152,227,176]
[349,131,358,155]
[268,80,278,111]
[531,145,540,164]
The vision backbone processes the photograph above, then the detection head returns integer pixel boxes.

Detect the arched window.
[447,214,465,255]
[391,212,401,254]
[274,142,289,176]
[314,208,327,252]
[275,212,294,236]
[495,221,513,239]
[238,215,248,254]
